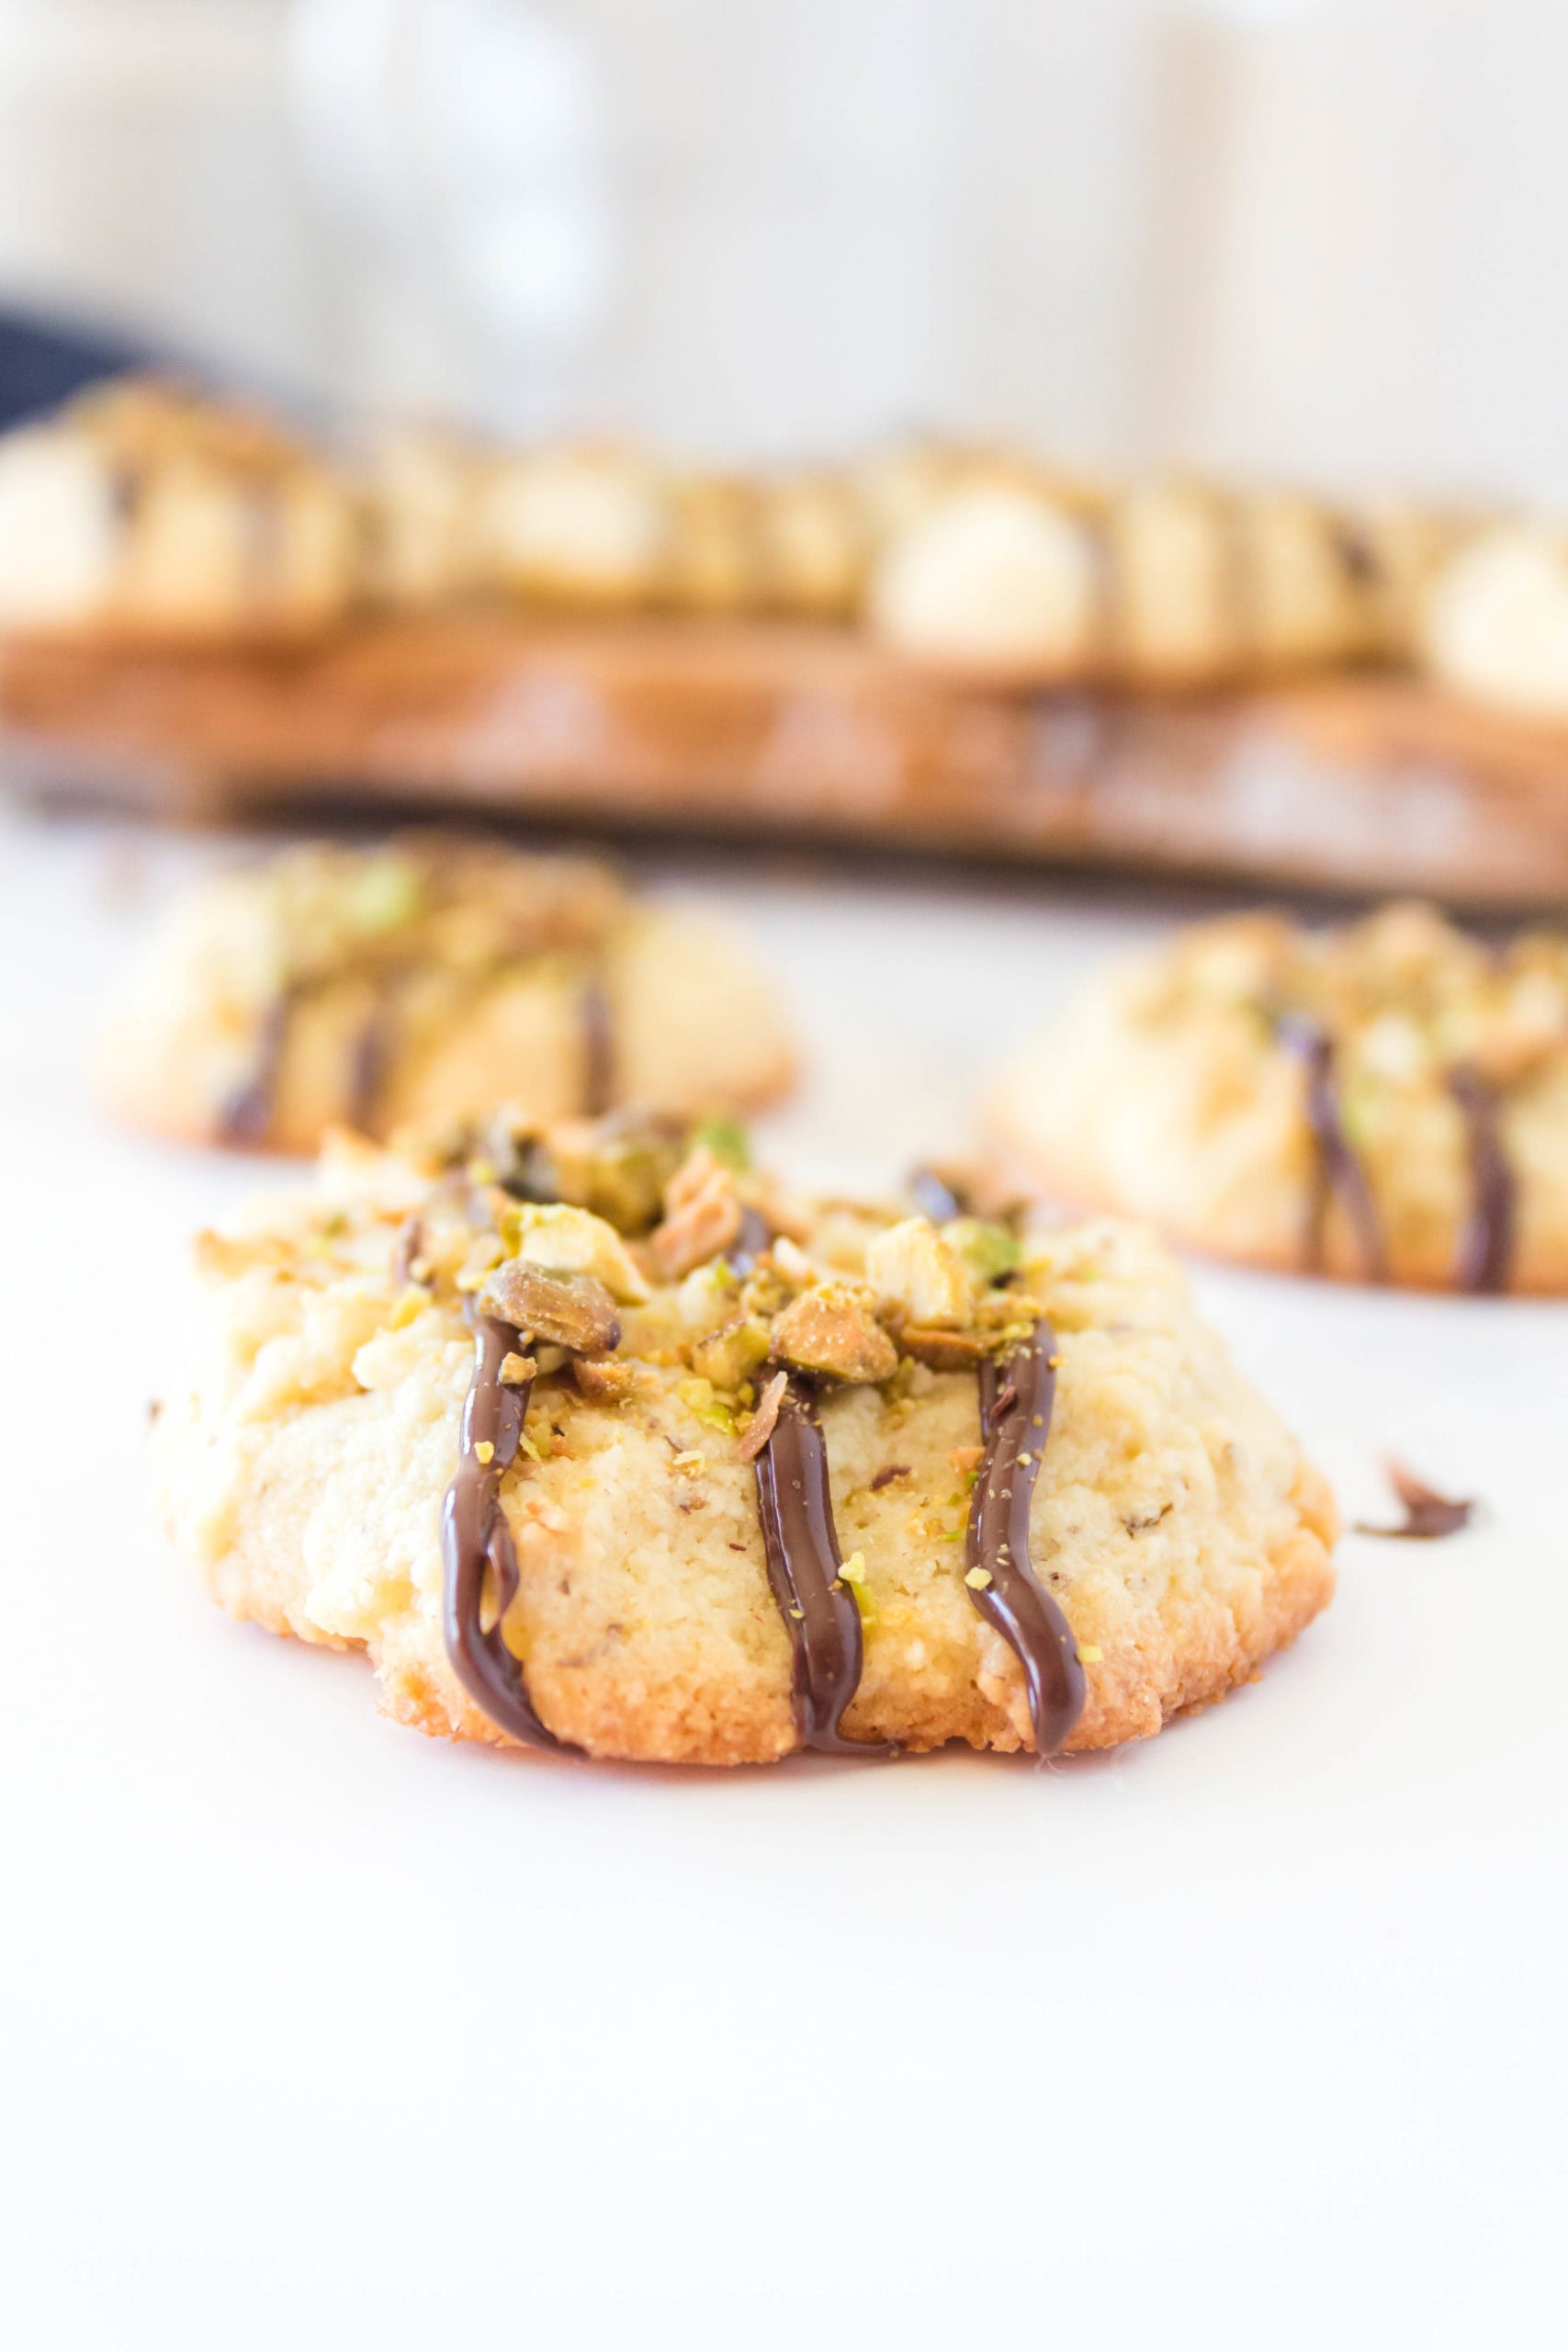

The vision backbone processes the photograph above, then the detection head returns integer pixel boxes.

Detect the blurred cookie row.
[3,371,1565,717]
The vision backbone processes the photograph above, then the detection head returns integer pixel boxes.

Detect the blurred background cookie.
[97,833,796,1155]
[987,901,1568,1294]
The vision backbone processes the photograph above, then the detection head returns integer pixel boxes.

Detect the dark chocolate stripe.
[1277,1012,1386,1281]
[346,989,396,1136]
[581,973,615,1117]
[440,1314,565,1750]
[967,1322,1085,1757]
[726,1204,771,1275]
[217,990,295,1148]
[754,1375,888,1756]
[1448,1066,1517,1294]
[909,1167,965,1223]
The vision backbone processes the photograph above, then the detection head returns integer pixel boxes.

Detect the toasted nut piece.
[479,1261,622,1355]
[690,1314,773,1391]
[502,1201,651,1302]
[653,1147,743,1279]
[771,1283,898,1385]
[737,1369,789,1462]
[499,1351,537,1386]
[571,1354,636,1403]
[901,1327,987,1370]
[942,1216,1021,1286]
[948,1445,984,1475]
[865,1216,973,1329]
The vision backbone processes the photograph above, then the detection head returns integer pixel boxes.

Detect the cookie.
[355,423,491,612]
[987,902,1568,1293]
[152,1114,1337,1765]
[477,443,671,613]
[97,835,795,1155]
[1421,522,1568,723]
[868,481,1106,682]
[754,472,868,621]
[0,375,357,644]
[1106,479,1244,686]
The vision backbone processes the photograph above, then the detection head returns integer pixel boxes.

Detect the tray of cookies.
[4,375,1568,905]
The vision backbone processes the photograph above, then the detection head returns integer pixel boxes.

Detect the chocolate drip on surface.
[967,1323,1085,1757]
[1448,1067,1516,1294]
[754,1375,888,1756]
[1277,1012,1386,1282]
[217,991,294,1148]
[580,974,615,1117]
[440,1314,565,1751]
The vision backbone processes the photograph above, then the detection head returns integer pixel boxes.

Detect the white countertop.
[3,806,1562,2351]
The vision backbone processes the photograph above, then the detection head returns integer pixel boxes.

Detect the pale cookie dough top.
[97,834,794,1154]
[990,901,1568,1293]
[154,1114,1337,1768]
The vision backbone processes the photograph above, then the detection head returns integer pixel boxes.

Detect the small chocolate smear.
[346,993,396,1138]
[869,1464,909,1492]
[1357,1459,1476,1542]
[1277,1012,1386,1282]
[726,1204,772,1276]
[392,1215,425,1288]
[967,1323,1086,1757]
[753,1376,890,1756]
[1448,1066,1517,1295]
[440,1314,566,1749]
[580,974,615,1118]
[217,991,294,1148]
[910,1166,967,1223]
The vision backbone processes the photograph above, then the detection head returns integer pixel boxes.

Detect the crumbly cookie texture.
[96,834,795,1155]
[153,1116,1337,1766]
[987,902,1568,1293]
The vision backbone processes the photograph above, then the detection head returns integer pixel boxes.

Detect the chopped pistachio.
[1077,1643,1104,1665]
[943,1216,1022,1287]
[771,1284,898,1385]
[479,1261,622,1355]
[690,1315,772,1393]
[499,1351,536,1385]
[687,1114,751,1173]
[474,1440,496,1466]
[677,1375,738,1435]
[865,1216,972,1329]
[964,1566,992,1589]
[499,1201,651,1303]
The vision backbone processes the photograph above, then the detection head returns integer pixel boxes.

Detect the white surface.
[2,808,1562,2350]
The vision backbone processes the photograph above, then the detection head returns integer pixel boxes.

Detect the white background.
[2,804,1562,2347]
[6,2,1568,497]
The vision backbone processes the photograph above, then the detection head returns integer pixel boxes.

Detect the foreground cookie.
[988,903,1568,1293]
[153,1118,1337,1764]
[98,835,795,1154]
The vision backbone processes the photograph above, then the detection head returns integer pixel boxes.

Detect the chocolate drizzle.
[1448,1067,1517,1294]
[217,991,295,1148]
[581,974,615,1117]
[1277,1012,1386,1281]
[346,991,396,1136]
[753,1375,888,1756]
[967,1323,1086,1757]
[440,1315,565,1750]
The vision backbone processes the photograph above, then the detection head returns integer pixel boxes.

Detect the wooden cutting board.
[4,613,1568,906]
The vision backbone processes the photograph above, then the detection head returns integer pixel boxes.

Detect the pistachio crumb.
[499,1351,535,1385]
[839,1551,868,1585]
[964,1566,993,1589]
[1077,1643,1104,1665]
[473,1440,496,1465]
